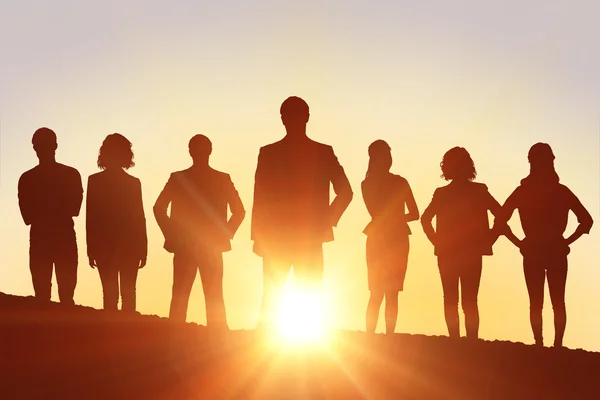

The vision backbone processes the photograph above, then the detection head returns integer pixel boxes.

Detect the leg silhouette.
[199,251,227,329]
[523,258,545,346]
[170,254,197,321]
[366,291,384,333]
[438,258,460,338]
[384,291,399,335]
[547,258,568,347]
[29,242,53,302]
[98,263,119,310]
[461,258,482,339]
[54,237,77,305]
[119,263,139,312]
[259,258,289,328]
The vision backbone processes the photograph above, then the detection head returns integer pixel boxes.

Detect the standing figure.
[154,135,245,328]
[18,127,83,304]
[86,134,147,312]
[421,147,503,339]
[496,143,593,347]
[251,96,353,328]
[362,140,419,334]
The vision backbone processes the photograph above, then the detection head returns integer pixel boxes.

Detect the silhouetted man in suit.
[252,96,353,328]
[154,135,245,328]
[18,127,83,304]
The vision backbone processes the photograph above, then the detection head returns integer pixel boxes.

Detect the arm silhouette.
[17,174,33,226]
[564,188,593,245]
[251,149,267,241]
[328,147,353,227]
[482,185,518,246]
[496,188,523,248]
[420,190,438,246]
[404,182,419,222]
[69,169,84,217]
[133,178,148,267]
[153,174,175,243]
[225,175,245,239]
[85,176,99,268]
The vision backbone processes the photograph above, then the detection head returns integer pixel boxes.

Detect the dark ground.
[1,292,599,399]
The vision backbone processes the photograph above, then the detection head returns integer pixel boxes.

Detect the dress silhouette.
[421,147,504,339]
[86,134,147,312]
[251,96,353,328]
[496,143,593,347]
[18,127,83,304]
[362,140,419,334]
[154,135,245,328]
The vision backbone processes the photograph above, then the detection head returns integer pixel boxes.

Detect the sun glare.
[275,283,327,343]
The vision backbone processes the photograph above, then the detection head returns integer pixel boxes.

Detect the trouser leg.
[438,256,460,338]
[53,233,78,305]
[198,249,227,329]
[29,237,53,302]
[460,257,483,339]
[119,262,140,312]
[169,253,197,322]
[97,262,119,310]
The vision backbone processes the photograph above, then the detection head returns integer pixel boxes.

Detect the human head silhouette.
[280,96,310,137]
[32,127,58,163]
[527,142,558,180]
[440,147,477,181]
[366,140,392,178]
[189,134,212,165]
[97,133,135,170]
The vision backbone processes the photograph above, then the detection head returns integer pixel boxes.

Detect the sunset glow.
[275,283,327,343]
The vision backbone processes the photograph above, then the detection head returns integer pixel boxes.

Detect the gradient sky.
[1,1,599,350]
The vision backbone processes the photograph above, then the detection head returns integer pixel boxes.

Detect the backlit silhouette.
[17,127,83,304]
[86,134,147,312]
[421,147,504,339]
[251,96,353,328]
[496,143,593,347]
[154,135,245,328]
[362,140,419,334]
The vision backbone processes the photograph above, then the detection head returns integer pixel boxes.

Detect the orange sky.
[0,1,598,350]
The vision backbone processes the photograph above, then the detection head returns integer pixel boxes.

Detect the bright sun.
[275,283,327,343]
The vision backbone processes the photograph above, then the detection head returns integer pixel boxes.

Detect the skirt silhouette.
[366,234,409,292]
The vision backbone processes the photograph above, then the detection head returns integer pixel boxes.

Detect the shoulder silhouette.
[18,127,83,305]
[86,133,147,312]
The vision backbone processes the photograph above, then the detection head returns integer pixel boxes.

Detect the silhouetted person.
[18,127,83,304]
[86,134,147,312]
[251,96,353,328]
[154,135,245,328]
[362,140,419,334]
[421,147,505,339]
[496,143,593,347]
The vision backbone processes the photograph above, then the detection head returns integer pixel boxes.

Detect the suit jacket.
[86,170,147,261]
[251,136,353,256]
[154,166,245,253]
[421,181,496,257]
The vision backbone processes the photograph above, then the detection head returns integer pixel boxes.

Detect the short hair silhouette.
[32,127,57,152]
[97,134,135,170]
[280,96,309,117]
[366,140,392,179]
[188,134,212,160]
[528,142,555,163]
[440,147,477,181]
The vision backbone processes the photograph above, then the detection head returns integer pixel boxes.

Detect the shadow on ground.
[1,292,599,399]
